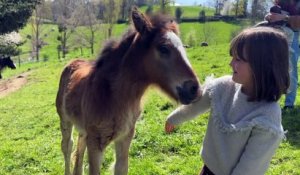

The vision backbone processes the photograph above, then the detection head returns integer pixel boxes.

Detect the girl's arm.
[265,13,287,22]
[165,89,211,133]
[265,13,300,30]
[231,126,283,175]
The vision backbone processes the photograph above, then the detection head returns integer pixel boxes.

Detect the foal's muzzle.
[11,64,16,69]
[176,80,201,105]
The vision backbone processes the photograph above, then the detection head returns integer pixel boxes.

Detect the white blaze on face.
[164,31,192,68]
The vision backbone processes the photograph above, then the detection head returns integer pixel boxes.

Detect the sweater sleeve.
[166,88,211,126]
[231,126,283,175]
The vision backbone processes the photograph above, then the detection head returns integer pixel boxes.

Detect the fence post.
[18,55,21,67]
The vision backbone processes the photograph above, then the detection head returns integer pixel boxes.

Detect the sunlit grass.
[1,20,300,174]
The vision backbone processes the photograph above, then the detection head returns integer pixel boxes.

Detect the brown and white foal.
[56,7,201,175]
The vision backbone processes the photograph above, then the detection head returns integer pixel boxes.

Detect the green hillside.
[0,20,299,175]
[139,5,215,18]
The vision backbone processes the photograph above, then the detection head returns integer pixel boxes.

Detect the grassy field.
[139,5,216,18]
[1,19,300,175]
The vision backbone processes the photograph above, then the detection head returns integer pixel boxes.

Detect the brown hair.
[230,27,290,102]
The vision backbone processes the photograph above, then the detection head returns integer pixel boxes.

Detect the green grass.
[179,6,215,18]
[179,21,242,46]
[1,21,300,174]
[139,5,215,18]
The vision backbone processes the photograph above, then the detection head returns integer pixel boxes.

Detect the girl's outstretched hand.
[165,122,175,133]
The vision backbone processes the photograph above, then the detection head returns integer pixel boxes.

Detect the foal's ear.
[131,6,152,35]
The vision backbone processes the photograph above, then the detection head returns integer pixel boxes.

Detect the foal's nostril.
[177,80,200,104]
[183,80,199,96]
[190,84,198,95]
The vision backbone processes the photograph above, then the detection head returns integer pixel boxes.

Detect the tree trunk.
[251,0,258,24]
[243,0,248,17]
[91,30,94,54]
[235,0,239,17]
[62,31,67,58]
[108,27,112,38]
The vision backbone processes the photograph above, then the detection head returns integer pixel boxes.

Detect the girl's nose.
[229,59,234,67]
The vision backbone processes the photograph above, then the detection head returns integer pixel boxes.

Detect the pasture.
[0,17,300,175]
[139,5,216,18]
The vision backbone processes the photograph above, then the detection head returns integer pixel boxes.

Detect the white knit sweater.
[167,76,284,175]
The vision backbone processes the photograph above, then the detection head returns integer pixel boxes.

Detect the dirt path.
[0,71,32,98]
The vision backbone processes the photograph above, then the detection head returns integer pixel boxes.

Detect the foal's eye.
[157,45,170,55]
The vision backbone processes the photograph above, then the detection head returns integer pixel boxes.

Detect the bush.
[146,5,153,16]
[185,30,197,47]
[42,54,49,62]
[199,10,206,22]
[175,7,183,23]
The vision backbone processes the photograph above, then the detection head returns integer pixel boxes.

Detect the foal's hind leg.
[114,127,135,175]
[72,133,87,175]
[60,119,74,175]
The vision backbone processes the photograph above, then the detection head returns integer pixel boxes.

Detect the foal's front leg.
[114,127,135,175]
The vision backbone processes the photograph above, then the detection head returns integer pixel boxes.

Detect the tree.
[199,10,206,22]
[242,0,248,17]
[234,0,240,16]
[71,0,101,55]
[29,0,53,61]
[120,0,134,20]
[232,0,247,17]
[221,1,232,15]
[175,7,183,23]
[120,0,127,20]
[160,0,172,14]
[103,0,121,38]
[251,0,269,24]
[52,0,79,59]
[212,0,227,15]
[146,5,154,16]
[0,32,24,56]
[0,0,40,34]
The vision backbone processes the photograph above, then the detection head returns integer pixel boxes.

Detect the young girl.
[165,27,290,175]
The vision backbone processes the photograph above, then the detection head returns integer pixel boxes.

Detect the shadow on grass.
[282,105,300,148]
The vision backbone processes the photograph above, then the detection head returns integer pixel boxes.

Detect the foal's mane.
[95,28,136,71]
[94,14,179,75]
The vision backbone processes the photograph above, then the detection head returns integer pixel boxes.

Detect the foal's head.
[1,56,16,69]
[130,7,201,104]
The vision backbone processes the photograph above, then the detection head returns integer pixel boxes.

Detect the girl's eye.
[157,45,170,55]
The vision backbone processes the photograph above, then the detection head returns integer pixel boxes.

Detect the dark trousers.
[199,165,215,175]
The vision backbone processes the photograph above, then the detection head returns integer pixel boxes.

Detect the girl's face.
[230,56,254,94]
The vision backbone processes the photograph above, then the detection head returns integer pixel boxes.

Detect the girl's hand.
[165,122,175,133]
[265,13,286,23]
